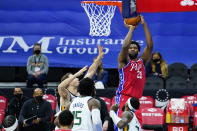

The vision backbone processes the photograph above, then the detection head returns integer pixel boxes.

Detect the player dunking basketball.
[113,15,153,123]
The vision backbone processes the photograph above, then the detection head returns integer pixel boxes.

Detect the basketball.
[124,15,141,26]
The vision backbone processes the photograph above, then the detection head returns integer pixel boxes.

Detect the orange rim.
[81,1,122,6]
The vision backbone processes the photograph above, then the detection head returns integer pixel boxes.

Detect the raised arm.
[110,104,132,129]
[84,45,104,79]
[139,15,153,65]
[118,24,135,69]
[58,66,88,98]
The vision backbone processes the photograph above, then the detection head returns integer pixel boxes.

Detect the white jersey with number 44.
[70,96,94,131]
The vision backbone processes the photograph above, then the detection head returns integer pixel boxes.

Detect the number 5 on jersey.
[72,111,82,125]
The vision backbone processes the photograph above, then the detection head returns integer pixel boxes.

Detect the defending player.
[110,97,142,131]
[70,78,102,131]
[58,45,104,111]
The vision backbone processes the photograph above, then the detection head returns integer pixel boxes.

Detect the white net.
[81,2,117,36]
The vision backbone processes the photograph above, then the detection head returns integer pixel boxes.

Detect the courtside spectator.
[19,88,52,131]
[146,52,168,79]
[7,88,28,119]
[7,88,28,131]
[26,43,48,88]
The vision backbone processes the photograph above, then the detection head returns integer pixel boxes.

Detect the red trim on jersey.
[135,107,142,127]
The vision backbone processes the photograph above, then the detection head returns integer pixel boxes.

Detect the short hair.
[131,40,141,52]
[33,88,43,95]
[58,110,73,126]
[2,115,17,129]
[78,78,95,96]
[34,43,41,48]
[129,97,140,110]
[61,73,72,82]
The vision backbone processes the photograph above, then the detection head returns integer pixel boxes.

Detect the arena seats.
[43,94,57,112]
[142,107,165,130]
[43,94,58,122]
[190,63,197,79]
[0,96,8,111]
[100,97,112,112]
[182,95,197,117]
[0,110,5,125]
[168,63,188,79]
[166,76,188,89]
[139,96,155,109]
[189,77,197,89]
[0,96,8,127]
[144,76,164,89]
[1,62,197,90]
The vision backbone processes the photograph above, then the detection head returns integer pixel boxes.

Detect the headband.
[127,98,136,112]
[4,119,18,131]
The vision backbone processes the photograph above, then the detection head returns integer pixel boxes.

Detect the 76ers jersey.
[116,58,145,99]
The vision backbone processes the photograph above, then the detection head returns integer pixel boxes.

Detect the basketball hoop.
[81,1,122,37]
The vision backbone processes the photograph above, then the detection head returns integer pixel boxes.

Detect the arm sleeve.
[40,55,49,75]
[109,110,121,126]
[92,109,103,131]
[27,56,34,75]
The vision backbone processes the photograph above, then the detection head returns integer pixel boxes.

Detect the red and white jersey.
[116,58,146,99]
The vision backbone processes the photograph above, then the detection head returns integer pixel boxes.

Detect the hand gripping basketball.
[124,15,141,26]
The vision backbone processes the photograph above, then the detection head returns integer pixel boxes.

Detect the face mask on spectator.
[14,94,22,99]
[34,50,41,55]
[153,59,160,63]
[34,96,43,103]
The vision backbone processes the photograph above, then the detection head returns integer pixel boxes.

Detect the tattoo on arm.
[58,87,70,101]
[117,111,132,129]
[89,98,101,110]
